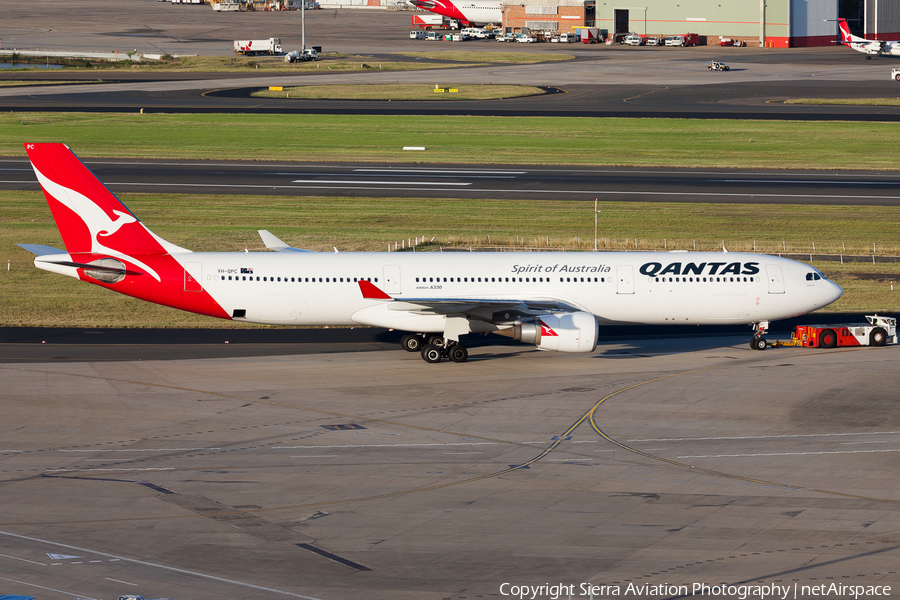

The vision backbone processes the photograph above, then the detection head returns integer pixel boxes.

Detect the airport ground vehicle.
[517,34,537,43]
[496,32,517,42]
[559,32,578,42]
[410,30,426,39]
[285,48,319,62]
[706,60,729,71]
[427,31,443,40]
[645,36,662,46]
[411,13,445,28]
[624,34,644,45]
[766,315,897,350]
[234,38,282,55]
[579,27,600,43]
[667,33,698,46]
[893,67,900,81]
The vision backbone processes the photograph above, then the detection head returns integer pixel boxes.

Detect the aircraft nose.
[822,279,844,307]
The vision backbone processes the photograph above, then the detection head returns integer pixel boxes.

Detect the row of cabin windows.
[416,276,608,283]
[654,276,757,283]
[224,276,378,283]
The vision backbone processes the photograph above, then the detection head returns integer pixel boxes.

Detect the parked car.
[548,34,560,43]
[496,32,517,42]
[644,36,662,46]
[623,34,644,46]
[706,60,730,71]
[517,34,537,43]
[558,32,579,43]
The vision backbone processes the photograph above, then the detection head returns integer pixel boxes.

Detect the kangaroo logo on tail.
[26,143,163,281]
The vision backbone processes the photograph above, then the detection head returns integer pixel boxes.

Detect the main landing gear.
[750,320,770,351]
[400,334,468,363]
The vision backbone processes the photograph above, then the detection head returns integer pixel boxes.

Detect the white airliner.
[19,143,843,362]
[406,0,501,26]
[838,18,900,58]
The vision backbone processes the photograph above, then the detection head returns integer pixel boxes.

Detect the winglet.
[359,280,392,300]
[258,230,316,253]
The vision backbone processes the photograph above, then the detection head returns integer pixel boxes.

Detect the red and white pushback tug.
[770,315,897,349]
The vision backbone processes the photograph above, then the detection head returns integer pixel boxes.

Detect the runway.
[0,335,898,599]
[3,158,900,204]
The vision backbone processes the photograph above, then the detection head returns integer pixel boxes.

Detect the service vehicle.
[548,34,561,42]
[496,32,517,42]
[233,38,282,55]
[284,48,319,62]
[462,27,489,38]
[663,35,677,45]
[893,67,900,81]
[579,27,600,43]
[411,13,445,28]
[427,31,442,40]
[645,36,662,46]
[706,60,730,71]
[558,32,578,42]
[623,34,644,45]
[668,32,699,46]
[517,34,537,43]
[410,30,426,39]
[767,315,897,350]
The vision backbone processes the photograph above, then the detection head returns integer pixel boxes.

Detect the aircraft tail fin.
[23,143,189,258]
[837,18,865,44]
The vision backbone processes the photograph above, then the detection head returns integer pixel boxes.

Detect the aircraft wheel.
[421,344,443,363]
[870,327,888,347]
[819,329,837,348]
[448,345,468,363]
[401,334,424,352]
[751,336,767,351]
[427,335,445,348]
[867,55,872,60]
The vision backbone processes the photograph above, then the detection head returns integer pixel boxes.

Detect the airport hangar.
[497,0,899,46]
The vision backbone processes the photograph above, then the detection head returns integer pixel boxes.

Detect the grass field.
[786,98,900,106]
[2,113,900,170]
[252,84,545,100]
[3,191,899,327]
[0,52,568,74]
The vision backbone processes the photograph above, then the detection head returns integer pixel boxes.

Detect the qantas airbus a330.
[19,143,842,362]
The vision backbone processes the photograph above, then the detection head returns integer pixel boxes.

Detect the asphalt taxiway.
[1,334,899,599]
[3,159,900,204]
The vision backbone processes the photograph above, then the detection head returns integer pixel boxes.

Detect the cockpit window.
[806,272,822,281]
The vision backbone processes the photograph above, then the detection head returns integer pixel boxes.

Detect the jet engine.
[499,311,599,353]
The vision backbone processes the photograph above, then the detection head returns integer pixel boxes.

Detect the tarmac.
[1,336,899,599]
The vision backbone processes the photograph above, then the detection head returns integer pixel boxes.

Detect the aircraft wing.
[358,280,582,316]
[258,230,316,253]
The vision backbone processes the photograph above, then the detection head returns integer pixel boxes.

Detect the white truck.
[234,38,283,55]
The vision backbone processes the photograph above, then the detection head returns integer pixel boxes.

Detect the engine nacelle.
[501,312,599,353]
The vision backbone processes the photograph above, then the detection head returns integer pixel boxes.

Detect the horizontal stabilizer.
[258,230,316,253]
[17,243,66,256]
